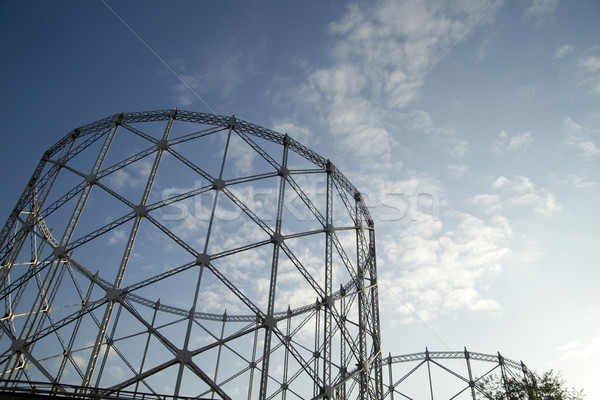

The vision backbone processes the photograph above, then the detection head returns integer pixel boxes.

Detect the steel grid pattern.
[0,110,382,400]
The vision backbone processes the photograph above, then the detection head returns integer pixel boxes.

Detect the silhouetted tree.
[479,369,584,400]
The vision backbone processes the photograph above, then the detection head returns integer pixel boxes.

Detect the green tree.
[480,369,584,400]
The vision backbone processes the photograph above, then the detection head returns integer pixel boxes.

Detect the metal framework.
[382,349,528,400]
[0,110,383,400]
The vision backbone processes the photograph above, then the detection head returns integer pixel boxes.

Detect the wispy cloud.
[472,175,562,216]
[380,211,510,322]
[447,164,469,178]
[275,0,497,161]
[563,117,600,158]
[576,48,600,96]
[106,159,153,190]
[522,0,559,26]
[556,331,600,361]
[493,130,533,154]
[171,36,267,106]
[554,44,573,60]
[560,174,596,189]
[407,110,469,159]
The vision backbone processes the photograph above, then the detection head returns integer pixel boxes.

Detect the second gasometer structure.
[0,110,383,399]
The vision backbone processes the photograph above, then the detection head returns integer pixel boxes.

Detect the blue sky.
[1,0,599,396]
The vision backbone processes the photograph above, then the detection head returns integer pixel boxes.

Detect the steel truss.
[382,348,528,400]
[0,110,382,400]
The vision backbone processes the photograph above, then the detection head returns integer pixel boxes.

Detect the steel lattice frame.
[382,349,528,400]
[0,110,383,400]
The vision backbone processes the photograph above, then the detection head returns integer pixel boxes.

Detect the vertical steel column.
[174,116,234,397]
[367,222,383,400]
[211,312,227,399]
[387,354,394,400]
[134,299,160,394]
[425,348,434,400]
[498,353,513,400]
[313,301,321,398]
[258,134,289,400]
[94,302,124,387]
[322,161,333,398]
[354,193,368,400]
[247,319,259,400]
[281,306,291,400]
[82,112,175,389]
[55,272,96,382]
[339,284,347,400]
[174,264,204,397]
[202,116,234,254]
[464,348,476,400]
[520,362,531,400]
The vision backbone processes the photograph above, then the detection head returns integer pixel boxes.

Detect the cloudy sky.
[1,0,599,396]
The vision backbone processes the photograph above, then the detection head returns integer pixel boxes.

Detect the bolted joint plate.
[105,287,124,302]
[321,386,334,399]
[85,174,98,185]
[156,139,169,150]
[263,315,277,329]
[133,204,147,217]
[22,220,34,233]
[52,245,68,259]
[271,232,285,245]
[283,134,292,146]
[196,253,211,266]
[212,178,225,190]
[176,349,193,364]
[10,338,28,354]
[227,115,236,129]
[278,166,290,177]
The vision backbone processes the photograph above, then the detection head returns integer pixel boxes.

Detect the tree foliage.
[480,369,584,400]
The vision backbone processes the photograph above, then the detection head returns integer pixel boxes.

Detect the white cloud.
[447,164,468,178]
[553,44,573,59]
[493,130,533,154]
[476,175,562,216]
[560,174,596,189]
[472,36,491,63]
[556,332,600,361]
[170,35,266,105]
[469,194,502,212]
[447,139,469,159]
[575,48,600,96]
[107,229,127,245]
[276,1,496,161]
[227,133,255,175]
[105,159,153,190]
[380,211,510,322]
[407,110,469,159]
[578,55,600,73]
[563,117,600,158]
[522,0,559,26]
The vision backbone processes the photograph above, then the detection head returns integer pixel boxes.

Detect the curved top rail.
[383,348,525,371]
